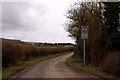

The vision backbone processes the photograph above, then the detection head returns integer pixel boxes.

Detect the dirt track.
[13,53,95,78]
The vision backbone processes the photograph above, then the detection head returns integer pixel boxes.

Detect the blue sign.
[81,26,88,39]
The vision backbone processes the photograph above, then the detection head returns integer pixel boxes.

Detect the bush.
[102,51,120,77]
[108,32,120,51]
[2,40,74,68]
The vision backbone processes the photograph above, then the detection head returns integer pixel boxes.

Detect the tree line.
[65,2,120,77]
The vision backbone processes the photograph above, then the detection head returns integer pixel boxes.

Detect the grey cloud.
[2,2,29,31]
[2,2,47,32]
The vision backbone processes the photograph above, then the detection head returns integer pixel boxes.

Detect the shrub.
[108,32,120,51]
[102,51,120,77]
[2,40,74,68]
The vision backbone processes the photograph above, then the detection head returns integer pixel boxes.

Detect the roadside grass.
[0,72,2,80]
[2,52,67,78]
[66,56,118,79]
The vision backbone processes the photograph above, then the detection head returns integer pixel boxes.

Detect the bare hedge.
[102,51,120,77]
[2,41,74,68]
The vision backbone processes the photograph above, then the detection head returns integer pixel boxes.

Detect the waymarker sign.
[81,26,88,39]
[81,25,88,64]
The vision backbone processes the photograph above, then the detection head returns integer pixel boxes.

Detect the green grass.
[2,53,62,78]
[0,72,2,80]
[66,56,118,79]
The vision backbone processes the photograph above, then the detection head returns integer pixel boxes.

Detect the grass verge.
[66,56,118,79]
[3,52,71,78]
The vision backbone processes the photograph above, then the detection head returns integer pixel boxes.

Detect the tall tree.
[103,2,120,51]
[103,2,119,36]
[65,2,105,65]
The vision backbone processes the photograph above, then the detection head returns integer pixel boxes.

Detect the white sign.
[81,25,88,39]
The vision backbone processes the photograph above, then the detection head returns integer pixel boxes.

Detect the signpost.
[81,25,88,64]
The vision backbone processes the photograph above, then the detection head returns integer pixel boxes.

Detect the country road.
[13,53,95,78]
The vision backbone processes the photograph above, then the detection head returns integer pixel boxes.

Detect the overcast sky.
[1,0,77,43]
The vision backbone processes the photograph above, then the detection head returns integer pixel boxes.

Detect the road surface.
[13,53,95,78]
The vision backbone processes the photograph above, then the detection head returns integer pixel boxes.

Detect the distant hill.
[1,38,74,47]
[1,38,25,44]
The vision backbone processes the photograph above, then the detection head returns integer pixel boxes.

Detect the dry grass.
[102,51,120,77]
[2,40,74,68]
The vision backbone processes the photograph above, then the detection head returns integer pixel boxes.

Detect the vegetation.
[2,39,74,69]
[66,56,117,79]
[102,51,120,77]
[25,41,74,47]
[65,1,120,77]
